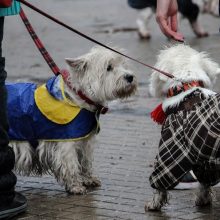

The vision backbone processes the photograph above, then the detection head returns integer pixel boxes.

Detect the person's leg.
[0,15,17,205]
[177,0,208,37]
[0,16,27,219]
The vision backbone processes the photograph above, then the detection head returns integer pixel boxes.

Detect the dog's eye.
[107,64,113,71]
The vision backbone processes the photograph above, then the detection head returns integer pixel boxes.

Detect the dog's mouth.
[113,75,137,98]
[115,83,137,98]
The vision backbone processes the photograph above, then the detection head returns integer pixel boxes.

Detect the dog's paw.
[66,186,87,195]
[90,176,101,187]
[196,32,209,38]
[195,195,212,207]
[83,176,101,187]
[195,186,213,207]
[190,21,209,38]
[138,31,151,40]
[145,202,162,212]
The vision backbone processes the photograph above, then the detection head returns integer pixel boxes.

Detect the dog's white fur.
[149,44,220,110]
[146,44,220,211]
[10,46,137,194]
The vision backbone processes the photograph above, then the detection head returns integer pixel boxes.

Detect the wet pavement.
[3,0,220,219]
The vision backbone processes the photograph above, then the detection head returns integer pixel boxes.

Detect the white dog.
[146,44,220,211]
[7,46,137,194]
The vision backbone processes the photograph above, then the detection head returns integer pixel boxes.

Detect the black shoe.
[0,192,27,219]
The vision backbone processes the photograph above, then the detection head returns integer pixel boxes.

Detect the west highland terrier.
[145,44,220,211]
[8,46,137,194]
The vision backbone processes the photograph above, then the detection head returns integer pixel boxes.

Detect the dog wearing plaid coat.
[145,44,220,211]
[9,46,137,194]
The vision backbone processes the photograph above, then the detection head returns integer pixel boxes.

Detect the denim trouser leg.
[0,16,17,205]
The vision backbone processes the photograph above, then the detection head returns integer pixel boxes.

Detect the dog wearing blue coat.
[9,46,137,194]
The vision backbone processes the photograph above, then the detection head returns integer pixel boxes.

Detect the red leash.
[16,0,174,79]
[19,8,60,76]
[19,8,108,114]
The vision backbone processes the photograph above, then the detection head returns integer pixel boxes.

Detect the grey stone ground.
[3,0,220,219]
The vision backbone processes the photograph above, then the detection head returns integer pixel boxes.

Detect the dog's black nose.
[124,74,133,83]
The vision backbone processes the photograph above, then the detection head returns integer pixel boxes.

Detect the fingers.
[170,14,177,32]
[156,14,184,42]
[156,0,184,42]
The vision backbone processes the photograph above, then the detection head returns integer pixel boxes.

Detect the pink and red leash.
[19,8,108,114]
[17,0,171,120]
[16,0,174,79]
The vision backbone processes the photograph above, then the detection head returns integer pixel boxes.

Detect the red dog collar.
[167,81,204,98]
[60,69,108,114]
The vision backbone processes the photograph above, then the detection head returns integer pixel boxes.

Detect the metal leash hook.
[16,0,175,79]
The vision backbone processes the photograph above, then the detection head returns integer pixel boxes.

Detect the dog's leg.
[11,141,35,175]
[195,183,213,206]
[179,0,208,38]
[136,8,153,39]
[80,139,101,188]
[38,141,87,194]
[145,189,168,211]
[190,19,209,38]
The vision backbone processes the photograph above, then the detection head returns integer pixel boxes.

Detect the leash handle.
[16,0,174,79]
[19,8,61,76]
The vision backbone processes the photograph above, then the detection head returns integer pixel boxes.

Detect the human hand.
[156,0,184,42]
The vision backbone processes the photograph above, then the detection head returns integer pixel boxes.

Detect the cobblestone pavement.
[3,0,220,219]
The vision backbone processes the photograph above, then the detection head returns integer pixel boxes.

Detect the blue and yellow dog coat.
[7,75,99,147]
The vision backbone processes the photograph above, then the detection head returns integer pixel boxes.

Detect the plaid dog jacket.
[150,92,220,190]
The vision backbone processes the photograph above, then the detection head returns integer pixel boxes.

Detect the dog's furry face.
[149,44,220,98]
[65,46,137,103]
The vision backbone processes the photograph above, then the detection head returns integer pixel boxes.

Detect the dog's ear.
[201,55,220,80]
[65,58,87,74]
[149,71,167,97]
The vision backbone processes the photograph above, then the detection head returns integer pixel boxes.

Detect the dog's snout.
[124,74,134,83]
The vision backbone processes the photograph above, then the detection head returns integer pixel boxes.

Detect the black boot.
[0,192,27,219]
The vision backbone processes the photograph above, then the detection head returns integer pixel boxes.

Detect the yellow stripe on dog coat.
[35,84,80,124]
[7,79,98,144]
